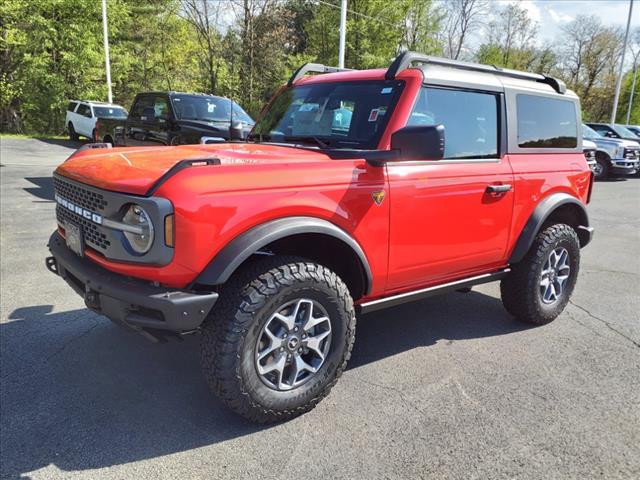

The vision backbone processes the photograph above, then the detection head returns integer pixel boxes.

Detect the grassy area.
[0,133,68,140]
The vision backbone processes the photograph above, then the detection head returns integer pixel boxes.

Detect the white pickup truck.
[65,100,128,141]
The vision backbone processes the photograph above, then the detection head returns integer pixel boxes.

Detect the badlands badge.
[371,190,386,206]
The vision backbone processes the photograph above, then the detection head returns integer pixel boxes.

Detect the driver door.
[386,86,514,291]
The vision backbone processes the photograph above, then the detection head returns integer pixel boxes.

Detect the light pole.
[611,0,634,125]
[338,0,347,68]
[102,0,113,104]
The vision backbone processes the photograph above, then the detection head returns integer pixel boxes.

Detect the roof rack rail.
[385,51,566,94]
[288,63,353,86]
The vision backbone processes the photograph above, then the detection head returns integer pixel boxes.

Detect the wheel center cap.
[287,336,300,351]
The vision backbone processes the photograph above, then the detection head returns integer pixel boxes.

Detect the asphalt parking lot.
[1,137,639,479]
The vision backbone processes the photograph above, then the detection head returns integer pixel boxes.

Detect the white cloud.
[519,0,542,23]
[547,7,574,24]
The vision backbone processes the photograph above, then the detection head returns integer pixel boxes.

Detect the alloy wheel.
[539,247,571,304]
[255,298,332,391]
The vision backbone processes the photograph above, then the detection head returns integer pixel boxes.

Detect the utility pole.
[338,0,347,68]
[611,0,634,125]
[102,0,113,104]
[627,61,638,124]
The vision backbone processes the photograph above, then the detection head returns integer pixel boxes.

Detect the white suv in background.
[65,100,128,141]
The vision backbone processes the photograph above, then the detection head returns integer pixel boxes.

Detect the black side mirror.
[391,125,445,160]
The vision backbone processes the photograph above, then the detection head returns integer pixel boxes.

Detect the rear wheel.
[501,224,580,325]
[200,257,356,423]
[68,122,79,141]
[103,135,114,146]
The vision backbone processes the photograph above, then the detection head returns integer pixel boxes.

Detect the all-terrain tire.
[501,224,580,325]
[200,256,356,423]
[68,122,79,141]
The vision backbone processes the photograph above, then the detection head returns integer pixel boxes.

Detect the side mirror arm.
[364,150,400,167]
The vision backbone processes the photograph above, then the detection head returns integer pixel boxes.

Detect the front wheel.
[501,224,580,325]
[593,154,609,180]
[200,257,356,423]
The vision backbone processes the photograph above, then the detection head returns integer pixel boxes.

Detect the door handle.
[486,184,512,194]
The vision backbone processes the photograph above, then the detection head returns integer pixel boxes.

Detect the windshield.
[582,124,601,138]
[250,80,405,149]
[93,106,128,119]
[171,95,254,124]
[614,124,640,138]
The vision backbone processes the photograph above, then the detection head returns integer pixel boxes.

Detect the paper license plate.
[65,221,84,257]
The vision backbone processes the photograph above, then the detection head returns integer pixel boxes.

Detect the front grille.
[52,174,174,265]
[57,205,111,251]
[623,148,640,160]
[54,176,111,252]
[53,176,108,212]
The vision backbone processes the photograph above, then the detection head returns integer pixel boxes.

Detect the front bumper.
[47,231,217,333]
[611,158,639,174]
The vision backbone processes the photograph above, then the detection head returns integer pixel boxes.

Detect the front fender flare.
[509,193,592,264]
[193,216,373,294]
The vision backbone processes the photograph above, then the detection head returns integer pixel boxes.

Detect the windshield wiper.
[283,136,331,149]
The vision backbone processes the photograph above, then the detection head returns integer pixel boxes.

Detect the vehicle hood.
[175,118,253,132]
[55,143,339,195]
[584,135,640,148]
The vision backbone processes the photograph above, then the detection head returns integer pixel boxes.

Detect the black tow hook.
[45,256,58,275]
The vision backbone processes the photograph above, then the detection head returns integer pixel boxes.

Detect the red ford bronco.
[47,52,594,423]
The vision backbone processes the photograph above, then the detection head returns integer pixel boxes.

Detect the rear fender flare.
[509,193,590,264]
[193,216,373,294]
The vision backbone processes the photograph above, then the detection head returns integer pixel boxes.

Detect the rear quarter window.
[67,102,78,112]
[517,94,577,148]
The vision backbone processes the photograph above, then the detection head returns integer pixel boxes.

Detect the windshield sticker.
[368,109,379,122]
[381,87,393,94]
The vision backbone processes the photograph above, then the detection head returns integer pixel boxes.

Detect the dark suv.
[95,92,255,146]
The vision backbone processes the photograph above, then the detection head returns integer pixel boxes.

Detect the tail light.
[93,120,100,141]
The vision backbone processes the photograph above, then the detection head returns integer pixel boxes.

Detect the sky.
[512,0,638,42]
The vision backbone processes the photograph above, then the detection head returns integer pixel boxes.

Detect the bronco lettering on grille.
[55,194,103,225]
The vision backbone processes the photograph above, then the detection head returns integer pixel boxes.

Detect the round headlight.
[122,204,154,254]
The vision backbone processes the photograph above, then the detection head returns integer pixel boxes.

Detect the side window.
[153,96,169,118]
[516,94,577,148]
[593,125,617,138]
[67,102,78,112]
[76,104,92,117]
[130,96,153,119]
[408,87,498,159]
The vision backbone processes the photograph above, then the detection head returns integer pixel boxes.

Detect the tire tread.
[200,256,356,423]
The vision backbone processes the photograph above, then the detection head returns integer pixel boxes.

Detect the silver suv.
[582,124,639,179]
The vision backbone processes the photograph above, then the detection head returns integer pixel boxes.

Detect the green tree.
[1,0,128,133]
